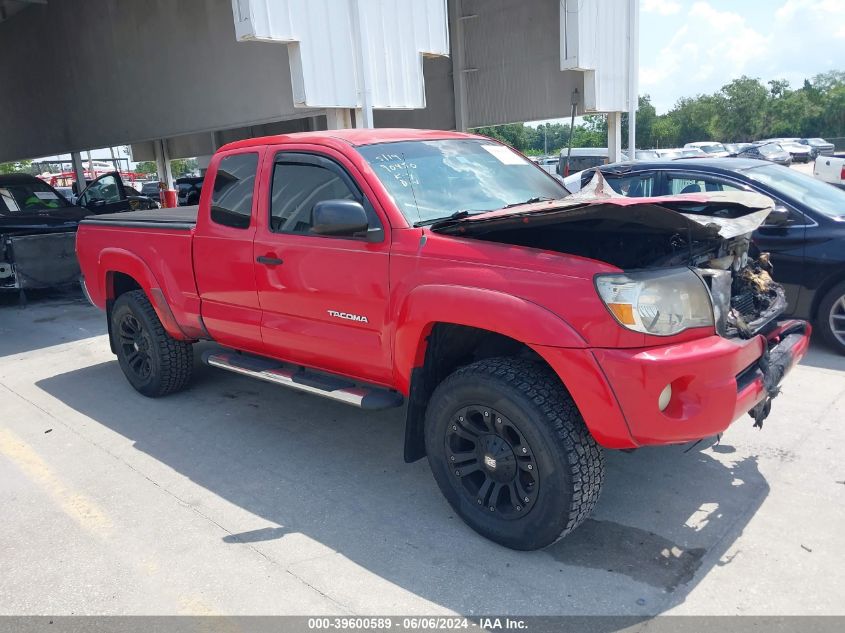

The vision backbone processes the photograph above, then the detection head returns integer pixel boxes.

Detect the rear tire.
[111,290,193,397]
[425,357,605,550]
[817,281,845,355]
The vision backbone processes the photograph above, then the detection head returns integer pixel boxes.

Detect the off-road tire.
[425,357,605,550]
[111,290,193,397]
[817,281,845,355]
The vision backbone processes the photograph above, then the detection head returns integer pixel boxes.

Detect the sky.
[640,0,845,113]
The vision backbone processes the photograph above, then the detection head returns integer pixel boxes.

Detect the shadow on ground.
[0,288,102,357]
[36,347,770,615]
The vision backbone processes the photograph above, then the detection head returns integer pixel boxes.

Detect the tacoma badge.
[327,310,369,323]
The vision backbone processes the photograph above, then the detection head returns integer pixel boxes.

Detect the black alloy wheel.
[446,405,539,518]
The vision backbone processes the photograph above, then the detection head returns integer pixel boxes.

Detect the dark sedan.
[736,142,792,166]
[581,158,845,353]
[175,175,203,206]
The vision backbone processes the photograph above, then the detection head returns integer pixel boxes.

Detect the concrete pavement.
[1,292,844,615]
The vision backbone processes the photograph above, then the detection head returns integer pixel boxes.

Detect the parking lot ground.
[1,293,844,616]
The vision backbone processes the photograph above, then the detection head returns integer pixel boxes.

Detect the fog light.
[658,384,673,412]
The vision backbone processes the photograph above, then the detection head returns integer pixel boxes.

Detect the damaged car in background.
[0,173,90,293]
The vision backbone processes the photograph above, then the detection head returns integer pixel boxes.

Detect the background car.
[175,175,204,206]
[140,180,161,197]
[675,147,708,158]
[0,174,91,291]
[737,142,792,166]
[55,185,76,204]
[579,158,845,353]
[124,184,160,208]
[531,156,560,175]
[800,137,836,157]
[775,140,813,163]
[684,141,730,157]
[724,142,752,155]
[75,172,160,214]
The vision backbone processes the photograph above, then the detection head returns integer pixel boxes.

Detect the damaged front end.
[434,182,787,341]
[432,183,806,429]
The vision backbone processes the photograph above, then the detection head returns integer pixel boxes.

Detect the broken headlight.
[595,268,714,336]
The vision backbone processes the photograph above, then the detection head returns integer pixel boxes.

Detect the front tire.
[817,281,845,355]
[425,358,605,550]
[111,290,194,397]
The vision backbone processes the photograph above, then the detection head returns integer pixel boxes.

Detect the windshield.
[357,139,567,225]
[744,163,845,219]
[700,143,726,154]
[0,179,70,214]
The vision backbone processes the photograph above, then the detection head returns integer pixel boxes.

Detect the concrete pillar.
[350,0,374,128]
[196,155,213,176]
[449,0,470,132]
[325,109,354,130]
[607,112,622,164]
[153,139,174,189]
[70,152,86,193]
[627,0,639,154]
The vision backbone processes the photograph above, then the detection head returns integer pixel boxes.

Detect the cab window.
[269,153,380,237]
[210,153,259,229]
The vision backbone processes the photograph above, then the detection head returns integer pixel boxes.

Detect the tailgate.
[5,232,80,289]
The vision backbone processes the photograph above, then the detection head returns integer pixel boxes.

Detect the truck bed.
[79,206,198,230]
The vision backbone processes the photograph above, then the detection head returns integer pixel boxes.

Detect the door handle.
[256,255,284,266]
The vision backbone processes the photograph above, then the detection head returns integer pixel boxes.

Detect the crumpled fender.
[392,284,587,392]
[97,248,190,341]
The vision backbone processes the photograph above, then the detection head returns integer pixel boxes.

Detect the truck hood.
[432,186,774,242]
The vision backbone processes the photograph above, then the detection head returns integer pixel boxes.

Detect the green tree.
[622,95,657,148]
[134,161,158,174]
[0,159,32,174]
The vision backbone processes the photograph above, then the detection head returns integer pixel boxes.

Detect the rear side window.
[605,174,656,197]
[210,153,258,229]
[669,175,743,195]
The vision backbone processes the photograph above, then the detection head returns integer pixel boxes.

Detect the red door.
[252,148,393,385]
[193,149,265,353]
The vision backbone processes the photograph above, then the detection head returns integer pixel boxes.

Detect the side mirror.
[311,200,369,237]
[766,205,790,226]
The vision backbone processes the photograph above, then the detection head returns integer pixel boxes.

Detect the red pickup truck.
[77,129,810,550]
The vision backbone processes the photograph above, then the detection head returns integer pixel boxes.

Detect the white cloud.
[640,0,845,113]
[642,0,682,16]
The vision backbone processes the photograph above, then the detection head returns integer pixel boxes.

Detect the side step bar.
[202,350,404,411]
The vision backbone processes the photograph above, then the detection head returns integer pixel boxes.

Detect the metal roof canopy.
[0,0,637,163]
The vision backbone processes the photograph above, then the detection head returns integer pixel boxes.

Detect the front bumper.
[593,319,810,445]
[534,320,811,448]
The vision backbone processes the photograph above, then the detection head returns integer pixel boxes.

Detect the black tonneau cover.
[79,205,198,230]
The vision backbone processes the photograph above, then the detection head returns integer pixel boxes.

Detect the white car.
[683,141,730,158]
[773,140,813,163]
[814,156,845,189]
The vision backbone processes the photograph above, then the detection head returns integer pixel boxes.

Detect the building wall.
[0,0,318,162]
[459,0,584,128]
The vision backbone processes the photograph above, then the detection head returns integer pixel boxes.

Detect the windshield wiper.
[414,209,479,227]
[414,197,557,227]
[503,196,554,208]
